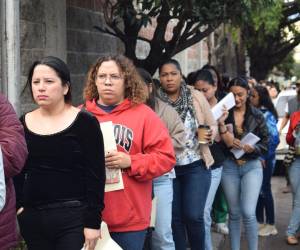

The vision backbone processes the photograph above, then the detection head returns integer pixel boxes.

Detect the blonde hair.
[83,55,146,104]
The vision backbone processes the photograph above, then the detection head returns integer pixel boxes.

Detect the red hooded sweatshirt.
[84,99,176,232]
[286,111,300,146]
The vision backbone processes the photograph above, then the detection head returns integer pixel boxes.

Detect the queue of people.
[0,53,298,250]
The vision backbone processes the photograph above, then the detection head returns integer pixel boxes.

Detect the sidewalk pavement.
[211,176,295,250]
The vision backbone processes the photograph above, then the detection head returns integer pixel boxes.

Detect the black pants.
[18,206,85,250]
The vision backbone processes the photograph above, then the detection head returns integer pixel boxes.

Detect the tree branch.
[180,22,202,42]
[173,25,216,55]
[101,1,127,41]
[149,1,171,51]
[165,13,189,54]
[272,35,300,59]
[282,1,300,19]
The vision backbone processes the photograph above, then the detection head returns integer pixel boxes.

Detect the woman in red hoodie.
[82,55,176,250]
[285,111,300,245]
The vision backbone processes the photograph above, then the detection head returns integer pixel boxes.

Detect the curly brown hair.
[83,55,146,105]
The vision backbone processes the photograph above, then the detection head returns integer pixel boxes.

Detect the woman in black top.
[14,56,105,250]
[193,69,227,250]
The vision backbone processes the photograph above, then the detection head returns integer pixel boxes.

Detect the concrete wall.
[20,0,67,113]
[19,0,124,113]
[20,0,46,113]
[66,0,124,105]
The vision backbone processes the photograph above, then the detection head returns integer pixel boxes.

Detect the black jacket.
[224,104,269,160]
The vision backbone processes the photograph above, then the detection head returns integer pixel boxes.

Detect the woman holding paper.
[158,59,217,250]
[250,85,279,237]
[193,69,227,250]
[218,77,268,250]
[14,56,106,250]
[82,55,176,250]
[200,66,230,236]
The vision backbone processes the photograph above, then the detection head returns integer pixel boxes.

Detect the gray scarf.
[158,84,196,123]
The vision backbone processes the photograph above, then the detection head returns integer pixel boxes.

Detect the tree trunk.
[249,59,271,81]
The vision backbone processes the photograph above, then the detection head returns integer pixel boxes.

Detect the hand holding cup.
[198,125,212,145]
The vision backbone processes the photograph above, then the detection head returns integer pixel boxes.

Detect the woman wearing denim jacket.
[219,77,268,250]
[250,85,280,237]
[158,59,217,250]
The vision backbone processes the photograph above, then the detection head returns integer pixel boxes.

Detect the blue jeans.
[110,230,147,250]
[221,159,262,250]
[286,157,300,236]
[172,160,211,250]
[256,154,276,225]
[204,166,223,250]
[152,175,175,250]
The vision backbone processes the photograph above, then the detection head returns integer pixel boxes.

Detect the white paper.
[81,222,123,250]
[100,121,124,192]
[149,197,157,228]
[212,92,236,120]
[230,132,260,159]
[100,121,117,153]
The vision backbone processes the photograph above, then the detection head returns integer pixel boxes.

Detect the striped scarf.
[158,84,196,123]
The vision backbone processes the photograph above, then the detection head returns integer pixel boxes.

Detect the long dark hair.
[201,64,223,90]
[228,76,251,110]
[24,56,72,103]
[194,69,215,86]
[253,85,278,120]
[227,76,250,91]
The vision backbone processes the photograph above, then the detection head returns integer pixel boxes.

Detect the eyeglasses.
[97,74,123,83]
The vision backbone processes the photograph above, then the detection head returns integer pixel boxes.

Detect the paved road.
[213,176,296,250]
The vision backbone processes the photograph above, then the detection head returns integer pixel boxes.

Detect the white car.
[275,89,296,160]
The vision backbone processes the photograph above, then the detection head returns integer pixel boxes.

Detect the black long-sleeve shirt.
[14,110,105,229]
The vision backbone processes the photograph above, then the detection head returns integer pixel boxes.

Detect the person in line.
[279,81,300,194]
[219,77,268,250]
[193,69,227,250]
[201,64,226,100]
[201,64,229,235]
[138,68,185,250]
[250,85,279,236]
[266,82,280,105]
[157,59,217,250]
[14,56,106,250]
[82,55,176,250]
[0,94,27,249]
[285,109,300,245]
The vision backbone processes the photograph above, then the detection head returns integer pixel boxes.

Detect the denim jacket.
[224,104,269,160]
[260,108,279,160]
